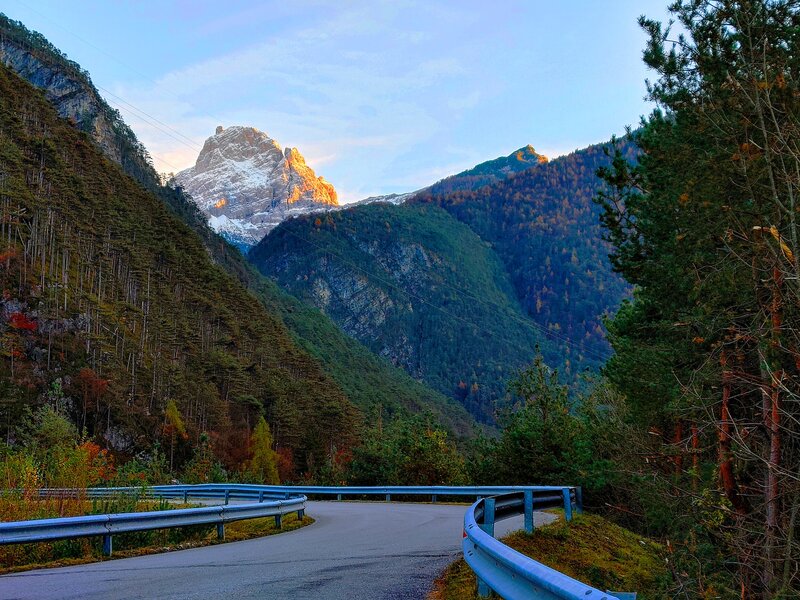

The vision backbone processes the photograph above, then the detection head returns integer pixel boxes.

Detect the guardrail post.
[297,508,304,520]
[477,578,491,597]
[224,490,230,505]
[216,523,225,540]
[337,493,342,501]
[480,498,495,536]
[575,486,583,514]
[385,494,391,502]
[275,514,282,529]
[431,494,437,504]
[183,490,188,503]
[103,534,113,556]
[524,490,534,533]
[258,491,264,503]
[562,488,573,522]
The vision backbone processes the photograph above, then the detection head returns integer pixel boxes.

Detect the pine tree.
[595,1,800,595]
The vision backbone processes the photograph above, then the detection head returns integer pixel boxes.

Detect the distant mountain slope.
[413,142,633,370]
[251,203,557,423]
[0,14,475,445]
[0,62,361,471]
[251,275,475,435]
[251,142,631,422]
[175,126,338,249]
[346,145,549,209]
[427,145,549,195]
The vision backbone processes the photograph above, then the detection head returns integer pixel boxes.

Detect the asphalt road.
[0,501,556,600]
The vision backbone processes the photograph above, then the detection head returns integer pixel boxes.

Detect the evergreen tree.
[596,1,800,595]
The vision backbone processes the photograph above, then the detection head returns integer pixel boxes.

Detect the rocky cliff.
[0,14,160,188]
[176,126,338,248]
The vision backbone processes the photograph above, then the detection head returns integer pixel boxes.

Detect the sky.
[8,1,671,203]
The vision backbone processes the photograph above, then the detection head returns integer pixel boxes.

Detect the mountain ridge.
[425,144,550,195]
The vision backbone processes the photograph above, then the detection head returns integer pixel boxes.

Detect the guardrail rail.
[1,487,305,556]
[463,491,635,600]
[1,484,635,598]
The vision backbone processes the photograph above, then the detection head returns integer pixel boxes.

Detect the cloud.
[104,1,573,196]
[448,90,482,112]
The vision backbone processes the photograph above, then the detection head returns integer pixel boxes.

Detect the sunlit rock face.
[176,126,338,249]
[0,37,134,167]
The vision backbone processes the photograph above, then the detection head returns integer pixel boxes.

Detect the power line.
[98,90,202,161]
[96,85,204,151]
[98,97,186,173]
[16,0,229,127]
[15,0,216,172]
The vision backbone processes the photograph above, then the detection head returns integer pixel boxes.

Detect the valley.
[1,3,797,597]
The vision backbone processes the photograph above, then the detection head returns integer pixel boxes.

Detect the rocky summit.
[176,126,338,248]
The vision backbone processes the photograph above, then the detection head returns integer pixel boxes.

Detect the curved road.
[1,501,555,600]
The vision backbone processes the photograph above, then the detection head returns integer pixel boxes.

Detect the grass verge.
[430,513,668,600]
[0,509,312,575]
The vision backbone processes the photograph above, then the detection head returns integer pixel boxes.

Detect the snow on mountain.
[350,191,420,206]
[175,126,338,249]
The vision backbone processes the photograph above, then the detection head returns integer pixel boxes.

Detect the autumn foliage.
[8,312,36,331]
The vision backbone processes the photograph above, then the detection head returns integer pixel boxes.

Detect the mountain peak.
[516,144,548,163]
[176,126,337,248]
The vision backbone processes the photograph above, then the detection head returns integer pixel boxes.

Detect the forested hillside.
[249,273,474,435]
[0,64,363,474]
[252,142,632,422]
[251,203,557,423]
[0,13,474,443]
[413,143,634,372]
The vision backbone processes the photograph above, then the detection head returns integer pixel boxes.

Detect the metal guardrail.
[463,491,631,600]
[131,483,581,504]
[0,487,305,556]
[2,484,634,599]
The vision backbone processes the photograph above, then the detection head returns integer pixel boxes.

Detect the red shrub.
[8,312,36,331]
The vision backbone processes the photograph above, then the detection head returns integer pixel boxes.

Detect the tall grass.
[0,422,213,569]
[0,492,213,569]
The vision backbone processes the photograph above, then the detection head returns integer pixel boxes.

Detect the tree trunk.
[691,423,699,494]
[764,266,784,595]
[719,349,743,513]
[673,420,684,479]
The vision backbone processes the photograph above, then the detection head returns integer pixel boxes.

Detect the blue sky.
[9,1,670,202]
